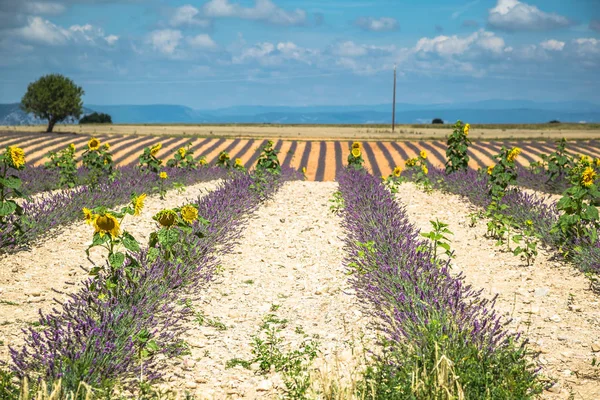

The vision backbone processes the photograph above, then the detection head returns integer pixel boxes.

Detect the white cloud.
[17,16,70,45]
[573,38,600,56]
[105,34,119,45]
[170,4,211,27]
[187,34,217,50]
[415,30,506,57]
[332,41,396,58]
[233,41,316,66]
[202,0,306,26]
[354,17,398,32]
[149,29,182,55]
[540,39,565,51]
[488,0,572,31]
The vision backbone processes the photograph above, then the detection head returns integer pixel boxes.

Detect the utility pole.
[392,64,396,133]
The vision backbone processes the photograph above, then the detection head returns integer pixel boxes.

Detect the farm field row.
[1,130,600,181]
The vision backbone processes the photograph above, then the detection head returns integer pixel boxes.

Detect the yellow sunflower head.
[219,152,229,161]
[464,123,470,135]
[393,166,402,177]
[180,205,198,224]
[178,147,186,158]
[235,158,243,166]
[159,171,168,180]
[595,158,600,168]
[104,143,110,150]
[7,146,25,169]
[351,148,361,158]
[132,193,147,216]
[150,143,162,157]
[381,175,387,181]
[155,209,177,228]
[487,165,494,175]
[526,219,533,226]
[69,143,76,151]
[94,213,121,238]
[582,167,596,187]
[88,138,101,151]
[420,150,427,159]
[199,158,207,165]
[352,142,361,150]
[82,207,95,225]
[580,155,592,165]
[406,158,417,167]
[507,147,521,162]
[422,166,429,175]
[302,166,307,174]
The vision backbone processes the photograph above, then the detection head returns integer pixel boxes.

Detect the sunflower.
[94,213,121,238]
[582,167,596,187]
[580,155,592,164]
[180,205,198,224]
[405,158,417,167]
[219,152,229,162]
[507,147,521,162]
[69,143,76,151]
[235,158,243,166]
[88,138,101,151]
[159,171,168,180]
[487,165,494,175]
[420,150,427,159]
[595,158,600,168]
[104,143,110,150]
[199,158,207,166]
[178,147,186,158]
[422,166,428,175]
[150,143,162,157]
[82,207,95,225]
[351,148,361,158]
[132,193,147,216]
[155,209,177,228]
[464,123,470,136]
[352,142,361,150]
[381,175,387,181]
[7,146,25,169]
[302,166,307,174]
[393,166,402,177]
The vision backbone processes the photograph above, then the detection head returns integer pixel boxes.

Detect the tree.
[21,74,84,133]
[80,112,112,124]
[432,118,444,124]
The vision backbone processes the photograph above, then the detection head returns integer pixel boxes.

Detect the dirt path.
[394,182,600,400]
[161,181,373,399]
[0,180,220,364]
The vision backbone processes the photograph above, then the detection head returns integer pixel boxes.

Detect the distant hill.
[1,100,599,125]
[0,103,95,126]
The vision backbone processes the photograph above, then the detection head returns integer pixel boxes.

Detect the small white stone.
[256,380,273,392]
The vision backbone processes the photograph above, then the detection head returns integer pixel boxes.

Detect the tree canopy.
[20,74,84,133]
[80,112,112,124]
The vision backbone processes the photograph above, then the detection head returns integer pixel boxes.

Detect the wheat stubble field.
[1,124,600,399]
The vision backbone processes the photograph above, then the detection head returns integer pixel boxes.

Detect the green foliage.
[215,151,232,168]
[445,120,471,174]
[82,138,116,187]
[346,241,377,275]
[485,201,515,251]
[44,143,78,188]
[166,143,200,169]
[382,166,405,194]
[488,146,521,201]
[552,156,600,249]
[329,190,345,214]
[512,220,540,266]
[347,142,364,170]
[80,112,112,124]
[138,143,163,173]
[0,146,27,240]
[405,150,431,192]
[255,140,281,175]
[20,74,84,133]
[432,118,444,124]
[418,219,454,261]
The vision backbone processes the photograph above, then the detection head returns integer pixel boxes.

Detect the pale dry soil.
[395,182,600,400]
[0,180,220,364]
[7,124,600,141]
[161,181,374,399]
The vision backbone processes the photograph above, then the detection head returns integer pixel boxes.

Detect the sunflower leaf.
[0,200,17,216]
[109,252,125,269]
[122,232,140,252]
[0,176,21,189]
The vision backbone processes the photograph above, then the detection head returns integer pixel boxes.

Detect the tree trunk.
[46,118,56,133]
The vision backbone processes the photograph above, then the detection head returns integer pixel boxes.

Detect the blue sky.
[0,0,599,108]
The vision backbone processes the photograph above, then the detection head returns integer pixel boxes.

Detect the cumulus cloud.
[233,41,316,66]
[415,30,507,57]
[202,0,306,26]
[169,4,211,27]
[488,0,573,31]
[332,41,396,58]
[540,39,565,51]
[149,29,182,55]
[17,16,70,45]
[187,34,217,50]
[354,17,398,32]
[573,38,600,56]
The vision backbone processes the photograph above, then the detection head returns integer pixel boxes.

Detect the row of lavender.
[338,167,540,398]
[5,167,299,397]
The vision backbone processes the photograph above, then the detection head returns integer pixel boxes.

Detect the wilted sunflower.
[150,143,162,157]
[82,207,95,225]
[235,158,243,166]
[155,209,177,228]
[180,205,198,224]
[582,167,596,187]
[393,166,402,177]
[178,147,186,158]
[159,171,168,179]
[351,148,361,158]
[88,138,101,151]
[422,166,429,175]
[487,165,494,175]
[7,146,25,169]
[420,150,427,159]
[352,142,361,150]
[133,193,147,216]
[94,213,121,238]
[507,147,521,162]
[464,123,470,135]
